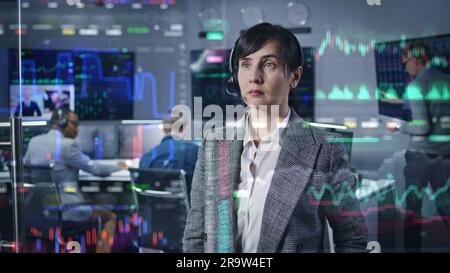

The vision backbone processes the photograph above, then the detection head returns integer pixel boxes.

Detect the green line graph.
[307,177,450,207]
[315,84,450,101]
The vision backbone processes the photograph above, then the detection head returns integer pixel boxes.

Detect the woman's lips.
[248,90,264,96]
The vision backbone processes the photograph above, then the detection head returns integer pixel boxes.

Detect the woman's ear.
[291,66,303,88]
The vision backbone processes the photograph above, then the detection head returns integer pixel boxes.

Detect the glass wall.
[0,0,20,253]
[0,0,449,253]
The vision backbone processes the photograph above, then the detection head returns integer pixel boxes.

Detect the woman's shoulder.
[288,112,341,145]
[308,125,342,142]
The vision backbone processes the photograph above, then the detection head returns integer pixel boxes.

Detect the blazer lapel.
[257,110,320,253]
[212,124,243,252]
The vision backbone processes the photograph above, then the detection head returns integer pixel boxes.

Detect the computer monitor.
[97,125,119,159]
[375,34,450,120]
[324,128,353,163]
[118,123,165,159]
[76,124,119,160]
[0,123,50,159]
[0,127,10,171]
[290,47,316,121]
[75,124,98,158]
[190,49,241,121]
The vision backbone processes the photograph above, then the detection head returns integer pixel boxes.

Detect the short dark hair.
[402,42,431,65]
[233,22,303,74]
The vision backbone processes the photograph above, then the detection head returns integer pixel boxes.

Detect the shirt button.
[239,211,246,217]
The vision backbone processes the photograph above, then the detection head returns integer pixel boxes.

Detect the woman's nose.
[249,67,263,84]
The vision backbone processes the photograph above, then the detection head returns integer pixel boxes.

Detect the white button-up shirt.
[236,108,290,253]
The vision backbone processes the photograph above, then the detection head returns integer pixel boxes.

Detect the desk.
[76,160,138,214]
[78,159,138,182]
[0,160,134,206]
[1,170,132,183]
[79,169,131,182]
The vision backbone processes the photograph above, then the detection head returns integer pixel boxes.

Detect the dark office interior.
[0,0,449,254]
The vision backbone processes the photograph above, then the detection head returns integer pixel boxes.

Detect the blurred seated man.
[139,115,198,198]
[387,42,450,252]
[23,107,127,253]
[399,43,450,252]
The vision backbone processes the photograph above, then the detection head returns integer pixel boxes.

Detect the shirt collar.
[243,107,290,148]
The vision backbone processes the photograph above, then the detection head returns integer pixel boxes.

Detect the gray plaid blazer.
[183,108,368,253]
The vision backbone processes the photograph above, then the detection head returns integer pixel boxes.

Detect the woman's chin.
[244,98,267,107]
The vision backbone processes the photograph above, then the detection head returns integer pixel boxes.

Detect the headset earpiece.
[57,108,68,129]
[226,46,241,97]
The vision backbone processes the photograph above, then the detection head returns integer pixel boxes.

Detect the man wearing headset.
[183,23,368,253]
[388,43,450,252]
[23,107,127,252]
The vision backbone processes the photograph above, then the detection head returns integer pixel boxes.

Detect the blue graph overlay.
[9,49,135,120]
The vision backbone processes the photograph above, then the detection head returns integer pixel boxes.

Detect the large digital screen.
[9,49,135,120]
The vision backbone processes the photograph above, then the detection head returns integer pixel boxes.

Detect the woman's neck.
[248,104,289,146]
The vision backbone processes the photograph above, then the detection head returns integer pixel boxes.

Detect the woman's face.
[237,41,301,110]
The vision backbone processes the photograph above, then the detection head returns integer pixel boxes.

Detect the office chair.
[22,164,100,253]
[128,167,189,253]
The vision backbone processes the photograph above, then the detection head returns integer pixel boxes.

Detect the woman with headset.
[183,23,368,253]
